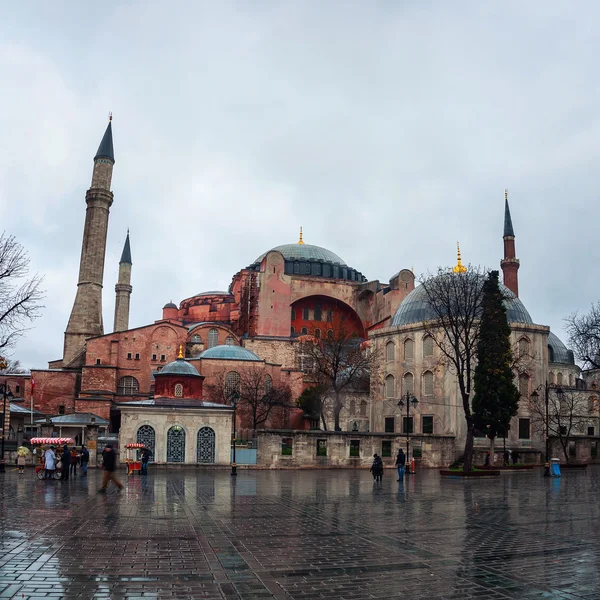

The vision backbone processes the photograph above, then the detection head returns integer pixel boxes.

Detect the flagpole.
[30,376,34,436]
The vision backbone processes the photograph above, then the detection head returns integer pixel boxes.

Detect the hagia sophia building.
[7,119,594,466]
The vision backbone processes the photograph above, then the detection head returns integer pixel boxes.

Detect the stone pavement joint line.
[1,468,600,599]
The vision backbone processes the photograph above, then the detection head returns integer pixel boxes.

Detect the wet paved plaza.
[1,467,600,599]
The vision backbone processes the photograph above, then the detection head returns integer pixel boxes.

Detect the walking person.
[370,454,383,483]
[97,444,124,493]
[511,449,520,465]
[395,448,406,481]
[503,449,510,466]
[44,446,56,479]
[61,443,70,480]
[141,448,150,475]
[80,445,89,477]
[17,453,26,474]
[70,447,79,477]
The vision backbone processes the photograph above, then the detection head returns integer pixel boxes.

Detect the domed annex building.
[11,120,598,467]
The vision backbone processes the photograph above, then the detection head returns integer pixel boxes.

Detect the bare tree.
[205,367,292,430]
[0,232,44,352]
[419,266,488,472]
[0,358,29,374]
[565,303,600,370]
[528,388,595,463]
[299,316,376,431]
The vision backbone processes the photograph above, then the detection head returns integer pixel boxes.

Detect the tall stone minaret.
[500,190,520,297]
[113,231,132,332]
[63,118,115,365]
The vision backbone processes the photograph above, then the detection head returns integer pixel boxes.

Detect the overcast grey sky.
[1,1,599,368]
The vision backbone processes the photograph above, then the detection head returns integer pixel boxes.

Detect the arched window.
[174,383,183,397]
[290,326,295,335]
[225,336,235,346]
[386,341,395,361]
[423,335,434,357]
[360,400,367,416]
[225,371,241,398]
[403,372,414,394]
[404,339,414,360]
[191,334,201,344]
[118,376,139,395]
[385,374,395,398]
[349,399,356,416]
[264,374,273,395]
[301,327,308,335]
[136,425,155,461]
[549,372,555,385]
[519,337,530,357]
[208,328,219,348]
[166,426,186,463]
[291,309,296,321]
[519,374,529,398]
[423,371,434,396]
[314,328,321,339]
[197,427,216,463]
[557,372,563,386]
[327,329,334,339]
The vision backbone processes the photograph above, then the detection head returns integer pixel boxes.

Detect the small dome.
[391,275,533,327]
[254,243,347,266]
[548,332,575,365]
[163,302,178,309]
[158,358,201,377]
[198,345,262,362]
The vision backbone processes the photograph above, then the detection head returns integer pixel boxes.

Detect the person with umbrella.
[16,446,29,474]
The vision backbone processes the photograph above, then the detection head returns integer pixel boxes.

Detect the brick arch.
[290,295,365,338]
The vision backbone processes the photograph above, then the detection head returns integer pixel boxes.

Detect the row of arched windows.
[348,399,368,417]
[136,424,217,463]
[384,371,433,398]
[548,371,574,387]
[190,330,236,348]
[385,337,433,361]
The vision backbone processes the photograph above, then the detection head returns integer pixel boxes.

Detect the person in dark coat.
[370,454,383,482]
[503,450,510,466]
[80,445,89,477]
[395,448,406,480]
[511,450,520,465]
[97,444,124,493]
[141,448,150,475]
[61,444,70,480]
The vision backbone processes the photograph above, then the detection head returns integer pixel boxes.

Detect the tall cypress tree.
[472,270,520,465]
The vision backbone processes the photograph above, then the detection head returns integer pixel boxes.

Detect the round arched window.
[174,383,183,397]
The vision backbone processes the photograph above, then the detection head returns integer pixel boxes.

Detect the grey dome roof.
[163,302,178,309]
[158,358,201,377]
[391,275,533,327]
[198,345,261,362]
[548,332,575,365]
[254,243,346,266]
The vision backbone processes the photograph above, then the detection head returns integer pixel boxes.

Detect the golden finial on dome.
[178,344,184,359]
[453,242,467,273]
[298,226,304,245]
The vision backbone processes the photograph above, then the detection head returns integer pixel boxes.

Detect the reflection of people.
[80,445,89,477]
[98,444,124,493]
[141,449,150,475]
[44,446,56,479]
[395,448,406,480]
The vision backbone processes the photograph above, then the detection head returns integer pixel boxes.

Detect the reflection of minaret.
[501,190,520,297]
[113,231,132,332]
[63,118,115,364]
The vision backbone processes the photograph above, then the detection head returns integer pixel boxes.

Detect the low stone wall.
[256,430,456,469]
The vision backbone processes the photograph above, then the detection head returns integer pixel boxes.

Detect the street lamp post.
[230,392,240,477]
[397,391,418,474]
[0,382,14,474]
[531,382,563,477]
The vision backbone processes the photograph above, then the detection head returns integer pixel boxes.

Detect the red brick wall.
[74,399,111,421]
[30,370,79,415]
[81,366,116,393]
[154,374,204,398]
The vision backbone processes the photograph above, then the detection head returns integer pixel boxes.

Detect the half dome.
[198,345,262,362]
[548,332,575,365]
[391,275,533,327]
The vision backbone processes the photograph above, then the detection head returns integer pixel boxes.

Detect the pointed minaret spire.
[501,189,520,297]
[95,116,114,162]
[114,231,133,332]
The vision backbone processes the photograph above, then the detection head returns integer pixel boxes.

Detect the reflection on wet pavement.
[1,467,599,598]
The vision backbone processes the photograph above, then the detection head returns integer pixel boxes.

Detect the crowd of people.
[39,444,90,479]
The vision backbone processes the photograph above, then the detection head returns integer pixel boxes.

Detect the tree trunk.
[463,422,475,472]
[321,411,328,431]
[489,436,495,466]
[333,390,342,431]
[560,440,569,463]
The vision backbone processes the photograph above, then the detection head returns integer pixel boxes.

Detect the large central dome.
[391,275,533,327]
[254,243,346,266]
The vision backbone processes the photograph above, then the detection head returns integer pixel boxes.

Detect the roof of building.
[391,274,533,327]
[504,196,515,237]
[548,332,575,365]
[254,243,346,266]
[157,357,201,377]
[163,302,178,309]
[194,291,232,297]
[95,120,114,162]
[198,345,262,362]
[117,398,231,409]
[120,231,132,264]
[35,412,109,425]
[10,403,44,415]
